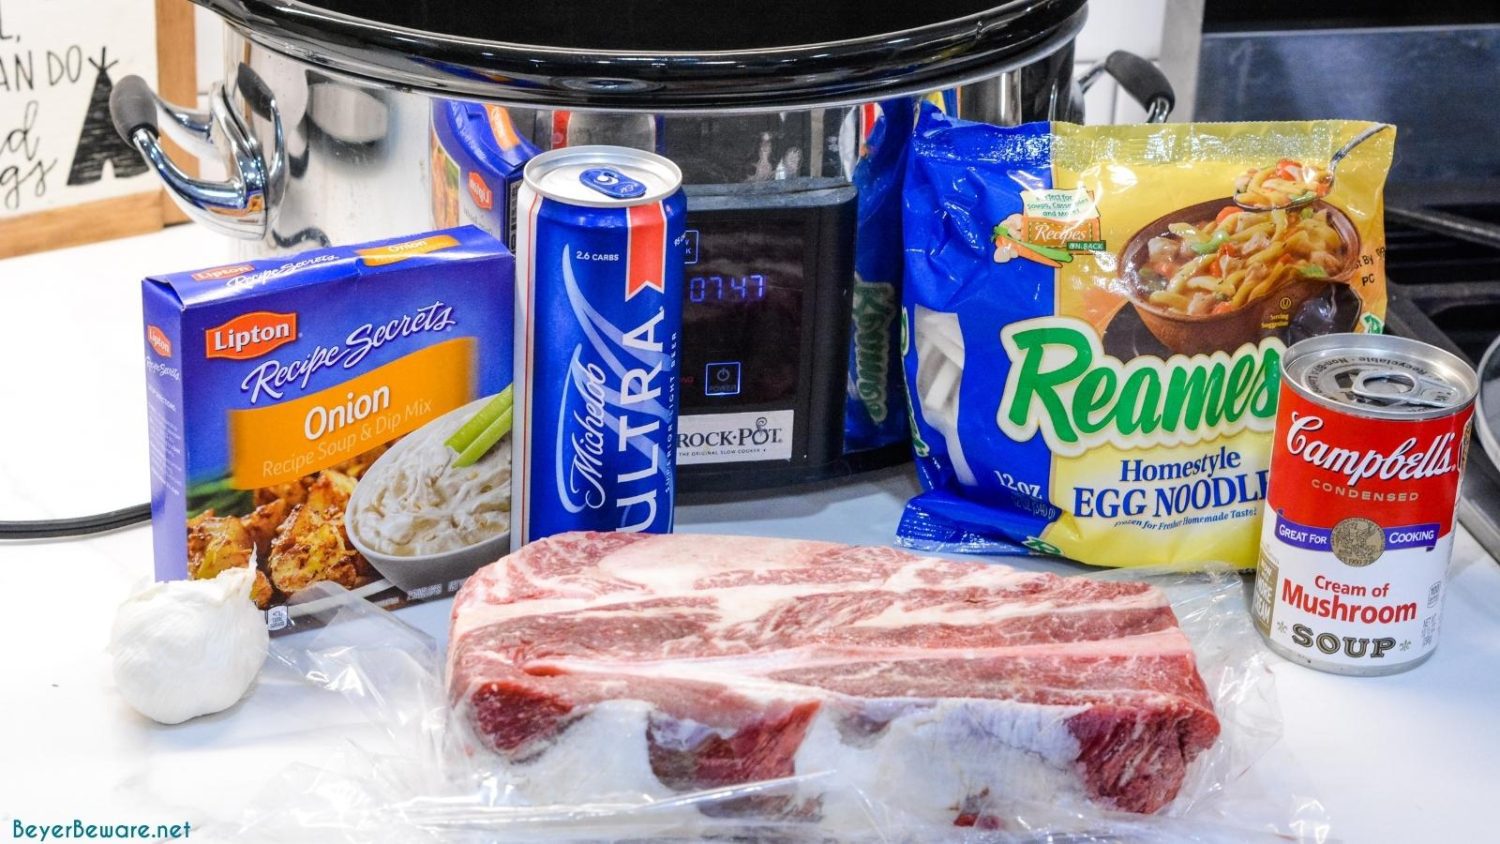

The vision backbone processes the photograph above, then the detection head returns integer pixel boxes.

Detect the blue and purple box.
[430,101,540,250]
[142,227,514,628]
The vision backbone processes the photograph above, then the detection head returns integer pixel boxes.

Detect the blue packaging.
[896,107,1394,568]
[142,227,514,626]
[896,109,1055,557]
[430,101,541,249]
[844,97,917,453]
[512,157,687,547]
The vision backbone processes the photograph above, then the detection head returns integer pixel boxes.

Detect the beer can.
[1252,333,1477,674]
[511,145,686,549]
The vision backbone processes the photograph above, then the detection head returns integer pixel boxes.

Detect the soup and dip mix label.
[142,228,514,626]
[898,111,1395,568]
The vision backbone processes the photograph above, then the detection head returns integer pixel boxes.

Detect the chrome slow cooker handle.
[110,73,278,239]
[1078,51,1175,123]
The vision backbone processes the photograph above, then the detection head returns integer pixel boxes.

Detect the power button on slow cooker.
[704,361,741,397]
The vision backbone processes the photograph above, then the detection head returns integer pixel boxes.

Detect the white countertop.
[1,225,1497,841]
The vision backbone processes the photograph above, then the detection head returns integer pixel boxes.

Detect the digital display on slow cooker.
[688,274,768,303]
[679,218,805,409]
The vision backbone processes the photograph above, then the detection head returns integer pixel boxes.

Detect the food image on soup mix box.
[897,108,1395,568]
[141,228,514,628]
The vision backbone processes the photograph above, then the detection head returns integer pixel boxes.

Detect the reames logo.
[191,263,255,282]
[146,326,172,357]
[205,311,298,360]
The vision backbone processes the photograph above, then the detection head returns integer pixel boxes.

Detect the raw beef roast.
[448,533,1220,822]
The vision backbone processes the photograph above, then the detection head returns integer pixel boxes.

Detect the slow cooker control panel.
[679,217,806,409]
[675,183,856,481]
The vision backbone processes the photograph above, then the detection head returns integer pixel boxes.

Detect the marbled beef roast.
[447,532,1219,822]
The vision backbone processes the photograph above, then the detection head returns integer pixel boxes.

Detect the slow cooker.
[111,0,1172,491]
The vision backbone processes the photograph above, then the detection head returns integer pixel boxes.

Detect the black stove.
[1192,8,1500,560]
[1381,195,1500,558]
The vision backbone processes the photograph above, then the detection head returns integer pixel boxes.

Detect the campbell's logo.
[467,171,494,210]
[1284,412,1459,488]
[146,325,172,357]
[191,263,255,282]
[205,311,298,360]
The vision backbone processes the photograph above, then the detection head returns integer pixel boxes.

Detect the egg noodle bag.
[897,108,1394,567]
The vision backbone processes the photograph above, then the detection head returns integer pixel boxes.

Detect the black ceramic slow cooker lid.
[200,0,1086,111]
[304,0,1051,52]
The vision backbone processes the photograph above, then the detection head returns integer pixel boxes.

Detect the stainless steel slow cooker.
[112,0,1172,491]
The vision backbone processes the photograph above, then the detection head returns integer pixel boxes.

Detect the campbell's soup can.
[1252,334,1477,674]
[511,145,686,550]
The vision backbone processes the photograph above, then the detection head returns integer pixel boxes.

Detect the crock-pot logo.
[678,416,786,450]
[147,325,172,357]
[467,171,494,210]
[191,263,254,282]
[206,311,298,360]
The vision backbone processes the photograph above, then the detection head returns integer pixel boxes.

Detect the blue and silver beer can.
[512,145,687,549]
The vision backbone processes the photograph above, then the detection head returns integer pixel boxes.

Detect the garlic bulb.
[110,566,269,724]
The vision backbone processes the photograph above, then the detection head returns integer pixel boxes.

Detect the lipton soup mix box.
[142,228,514,630]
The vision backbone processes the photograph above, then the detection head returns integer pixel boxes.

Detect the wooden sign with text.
[0,0,196,259]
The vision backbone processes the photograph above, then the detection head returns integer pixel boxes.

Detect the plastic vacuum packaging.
[236,558,1329,842]
[897,107,1394,568]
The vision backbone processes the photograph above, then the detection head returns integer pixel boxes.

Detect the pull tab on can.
[1284,334,1477,420]
[1349,368,1459,409]
[580,167,647,199]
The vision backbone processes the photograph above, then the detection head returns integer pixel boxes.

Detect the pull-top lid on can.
[1282,333,1478,420]
[524,146,682,208]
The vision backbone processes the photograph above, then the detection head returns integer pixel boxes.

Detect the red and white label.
[624,202,666,300]
[146,325,172,357]
[205,311,298,360]
[191,263,254,282]
[467,171,494,210]
[1270,388,1470,537]
[1252,384,1473,671]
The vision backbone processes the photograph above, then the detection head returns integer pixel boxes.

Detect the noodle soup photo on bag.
[897,109,1395,568]
[142,228,515,630]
